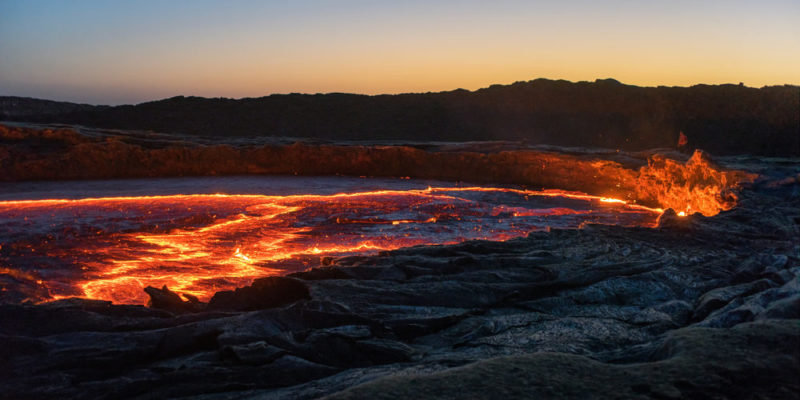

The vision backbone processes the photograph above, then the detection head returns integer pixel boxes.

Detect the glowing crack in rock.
[0,186,662,304]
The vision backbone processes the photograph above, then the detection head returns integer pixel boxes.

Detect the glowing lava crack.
[0,187,663,304]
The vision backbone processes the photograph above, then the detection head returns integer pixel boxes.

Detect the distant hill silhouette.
[2,79,798,155]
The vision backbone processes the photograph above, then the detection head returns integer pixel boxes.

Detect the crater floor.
[1,164,798,399]
[0,123,797,399]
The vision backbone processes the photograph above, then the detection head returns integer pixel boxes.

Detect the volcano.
[0,123,797,399]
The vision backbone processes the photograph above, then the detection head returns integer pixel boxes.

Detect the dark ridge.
[0,96,104,117]
[2,78,799,156]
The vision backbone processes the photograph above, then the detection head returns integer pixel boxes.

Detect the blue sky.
[1,0,798,104]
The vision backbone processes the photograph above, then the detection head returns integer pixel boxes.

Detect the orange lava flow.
[634,150,756,216]
[0,187,661,304]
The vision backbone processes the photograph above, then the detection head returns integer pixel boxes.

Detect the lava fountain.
[0,186,662,304]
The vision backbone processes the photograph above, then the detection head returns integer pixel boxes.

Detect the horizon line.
[2,77,798,107]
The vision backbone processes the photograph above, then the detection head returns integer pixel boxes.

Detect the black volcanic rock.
[206,276,310,311]
[2,79,798,156]
[327,320,800,400]
[144,285,205,314]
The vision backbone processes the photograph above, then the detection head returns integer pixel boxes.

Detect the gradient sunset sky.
[1,0,798,105]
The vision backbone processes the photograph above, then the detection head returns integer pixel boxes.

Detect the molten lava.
[0,187,661,304]
[634,150,755,216]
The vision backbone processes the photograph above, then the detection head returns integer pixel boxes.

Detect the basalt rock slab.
[327,320,800,400]
[206,276,310,311]
[145,285,206,314]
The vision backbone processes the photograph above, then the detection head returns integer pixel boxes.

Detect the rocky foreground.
[1,167,798,399]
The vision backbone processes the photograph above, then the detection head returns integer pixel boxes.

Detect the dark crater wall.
[3,79,798,156]
[0,124,754,216]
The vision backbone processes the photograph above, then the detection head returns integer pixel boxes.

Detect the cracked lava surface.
[0,183,662,304]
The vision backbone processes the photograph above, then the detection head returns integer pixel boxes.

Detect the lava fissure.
[0,186,664,304]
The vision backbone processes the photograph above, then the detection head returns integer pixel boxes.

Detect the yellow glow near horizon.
[1,1,798,104]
